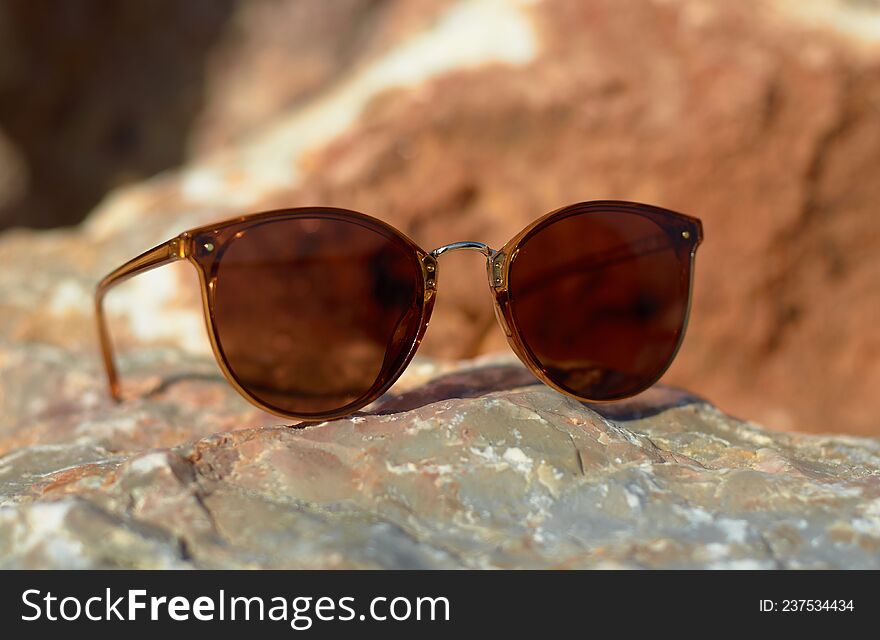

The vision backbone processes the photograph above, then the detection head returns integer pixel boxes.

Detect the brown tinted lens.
[507,206,695,400]
[209,214,425,416]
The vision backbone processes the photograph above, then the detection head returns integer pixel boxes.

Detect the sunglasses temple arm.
[95,237,187,401]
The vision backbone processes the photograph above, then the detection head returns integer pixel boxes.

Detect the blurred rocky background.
[1,0,879,439]
[2,0,880,569]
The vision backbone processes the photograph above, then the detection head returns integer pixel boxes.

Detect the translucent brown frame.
[96,201,703,420]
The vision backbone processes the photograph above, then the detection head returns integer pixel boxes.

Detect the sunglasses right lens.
[208,212,426,417]
[506,205,698,400]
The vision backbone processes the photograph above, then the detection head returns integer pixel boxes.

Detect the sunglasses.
[96,200,703,420]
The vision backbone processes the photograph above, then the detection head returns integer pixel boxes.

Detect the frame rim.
[491,200,703,404]
[96,200,703,421]
[183,206,437,422]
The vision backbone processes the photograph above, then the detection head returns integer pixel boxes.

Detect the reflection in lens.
[210,214,424,416]
[507,208,693,400]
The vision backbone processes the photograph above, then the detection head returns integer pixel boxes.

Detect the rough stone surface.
[1,357,879,569]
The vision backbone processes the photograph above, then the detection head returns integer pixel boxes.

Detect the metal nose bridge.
[429,241,494,259]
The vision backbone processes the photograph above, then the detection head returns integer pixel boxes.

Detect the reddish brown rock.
[285,0,880,435]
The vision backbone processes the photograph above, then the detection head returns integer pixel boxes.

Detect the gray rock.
[1,357,878,569]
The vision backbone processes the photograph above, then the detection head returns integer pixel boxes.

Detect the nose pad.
[493,302,513,337]
[485,252,512,336]
[376,299,424,381]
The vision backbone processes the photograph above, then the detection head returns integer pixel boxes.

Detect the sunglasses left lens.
[206,213,426,417]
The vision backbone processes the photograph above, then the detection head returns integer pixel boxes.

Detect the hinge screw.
[492,255,504,286]
[426,263,435,273]
[681,231,690,239]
